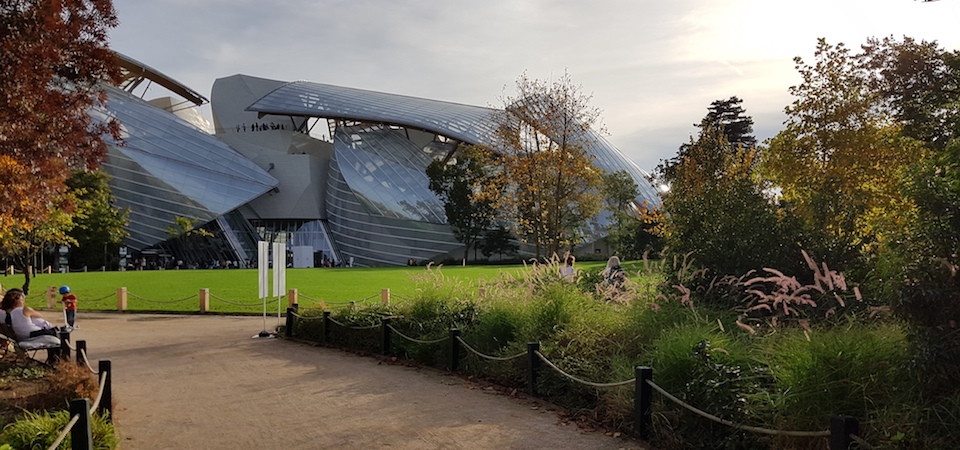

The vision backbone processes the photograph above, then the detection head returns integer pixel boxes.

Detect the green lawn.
[6,261,619,314]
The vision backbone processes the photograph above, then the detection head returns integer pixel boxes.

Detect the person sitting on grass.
[601,256,626,289]
[1,288,60,340]
[560,254,577,282]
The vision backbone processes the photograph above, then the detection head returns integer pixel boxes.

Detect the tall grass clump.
[765,323,911,425]
[647,323,772,450]
[0,409,116,449]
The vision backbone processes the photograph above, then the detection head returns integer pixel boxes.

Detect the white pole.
[273,242,284,326]
[258,241,270,334]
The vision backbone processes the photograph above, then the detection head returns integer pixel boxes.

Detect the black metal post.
[60,331,71,362]
[527,342,540,396]
[292,302,299,313]
[830,415,859,450]
[635,366,653,440]
[449,328,461,372]
[285,307,295,338]
[98,360,112,421]
[70,398,93,450]
[323,311,331,343]
[381,317,392,356]
[76,340,87,367]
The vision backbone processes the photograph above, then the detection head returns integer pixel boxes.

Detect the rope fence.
[535,351,636,388]
[301,293,379,305]
[83,293,115,304]
[327,316,381,330]
[31,335,113,450]
[646,378,830,437]
[455,336,526,361]
[286,309,873,450]
[127,292,197,305]
[208,292,266,307]
[10,286,395,315]
[386,324,448,345]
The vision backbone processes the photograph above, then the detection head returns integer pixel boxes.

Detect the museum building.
[98,53,658,268]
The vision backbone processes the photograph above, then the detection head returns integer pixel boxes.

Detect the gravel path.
[74,312,649,450]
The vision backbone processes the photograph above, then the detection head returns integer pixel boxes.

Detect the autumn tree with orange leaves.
[0,0,121,292]
[491,72,603,258]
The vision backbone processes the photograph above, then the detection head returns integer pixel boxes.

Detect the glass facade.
[240,79,662,266]
[93,85,278,252]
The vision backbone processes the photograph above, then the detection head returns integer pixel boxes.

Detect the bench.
[0,322,63,365]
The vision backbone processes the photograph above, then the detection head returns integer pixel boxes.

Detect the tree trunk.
[22,265,32,295]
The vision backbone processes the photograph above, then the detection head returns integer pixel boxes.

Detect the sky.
[107,0,960,173]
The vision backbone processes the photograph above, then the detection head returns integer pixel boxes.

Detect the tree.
[0,192,76,294]
[491,72,603,258]
[426,145,497,265]
[659,121,799,282]
[656,96,755,183]
[762,38,923,269]
[480,226,519,261]
[601,170,659,259]
[65,169,129,270]
[861,36,960,150]
[0,0,121,287]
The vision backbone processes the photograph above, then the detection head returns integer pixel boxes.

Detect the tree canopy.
[426,145,497,264]
[0,0,120,289]
[762,38,926,267]
[491,72,603,258]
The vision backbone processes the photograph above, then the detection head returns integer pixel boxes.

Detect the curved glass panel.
[248,81,499,144]
[333,125,446,224]
[93,85,279,250]
[325,155,460,267]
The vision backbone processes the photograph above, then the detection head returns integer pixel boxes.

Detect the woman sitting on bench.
[1,288,60,340]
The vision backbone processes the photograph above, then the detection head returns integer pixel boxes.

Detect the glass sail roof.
[247,80,659,205]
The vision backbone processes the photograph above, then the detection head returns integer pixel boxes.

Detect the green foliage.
[425,145,497,262]
[64,170,129,271]
[491,71,604,257]
[658,105,801,286]
[766,324,910,423]
[479,226,520,260]
[675,340,771,450]
[762,38,924,271]
[0,366,45,380]
[861,36,960,150]
[0,409,116,450]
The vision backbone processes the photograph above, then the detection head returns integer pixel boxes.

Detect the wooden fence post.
[830,415,858,450]
[99,360,112,420]
[449,328,461,372]
[76,340,87,367]
[70,398,93,450]
[116,287,127,311]
[199,288,210,313]
[323,311,331,343]
[59,331,71,362]
[635,366,653,440]
[527,342,540,396]
[381,288,390,304]
[46,285,57,309]
[288,288,298,307]
[381,317,392,355]
[285,307,295,338]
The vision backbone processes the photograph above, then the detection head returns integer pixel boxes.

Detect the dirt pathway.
[74,312,649,450]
